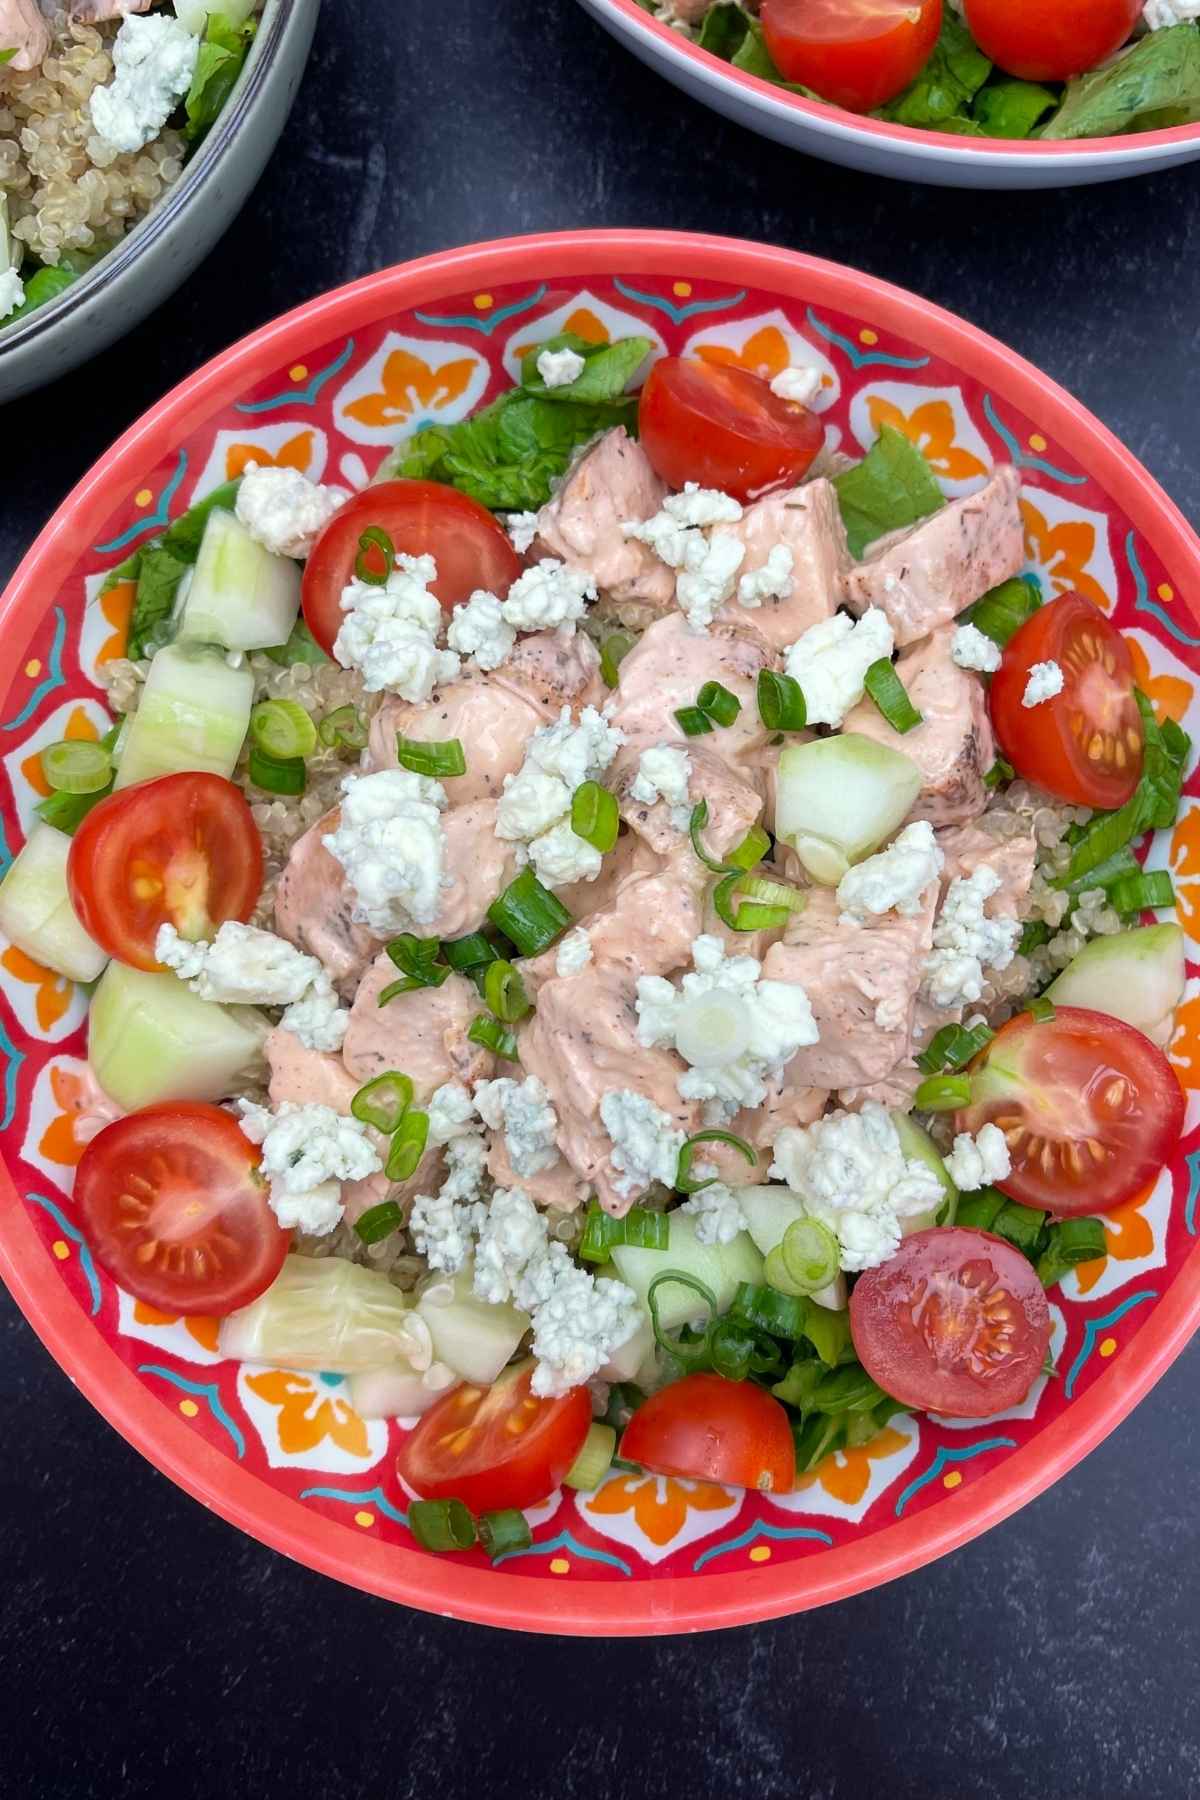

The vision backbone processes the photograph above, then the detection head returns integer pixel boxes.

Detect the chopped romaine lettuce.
[973,77,1059,139]
[833,425,944,559]
[520,332,653,404]
[1041,23,1200,139]
[185,11,256,143]
[877,13,991,130]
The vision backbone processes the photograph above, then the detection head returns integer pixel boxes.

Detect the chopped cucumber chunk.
[173,0,257,30]
[178,507,301,652]
[892,1111,958,1229]
[219,1255,417,1373]
[775,734,922,885]
[348,1361,457,1420]
[113,643,254,788]
[1045,923,1186,1048]
[89,961,267,1109]
[0,823,108,983]
[736,1185,845,1309]
[611,1212,763,1331]
[417,1263,529,1386]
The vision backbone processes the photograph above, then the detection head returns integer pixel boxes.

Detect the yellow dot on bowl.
[134,488,153,508]
[548,1556,570,1575]
[859,328,878,346]
[748,1544,772,1563]
[1029,433,1048,454]
[51,1239,70,1261]
[24,658,41,678]
[354,1510,375,1529]
[178,1399,199,1418]
[1099,1336,1118,1358]
[289,364,308,383]
[673,281,693,298]
[943,1470,963,1490]
[474,293,494,311]
[1158,583,1175,603]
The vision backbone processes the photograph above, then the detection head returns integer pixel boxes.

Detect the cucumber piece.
[775,733,922,885]
[611,1212,763,1332]
[1045,924,1186,1048]
[348,1361,457,1420]
[600,1311,654,1382]
[417,1263,530,1386]
[0,823,108,982]
[89,961,267,1109]
[219,1255,417,1373]
[737,1185,846,1310]
[892,1110,958,1230]
[113,642,254,788]
[177,507,301,652]
[173,0,257,31]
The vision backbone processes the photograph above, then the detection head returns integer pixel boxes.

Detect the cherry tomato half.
[989,592,1144,810]
[67,772,263,972]
[75,1102,288,1315]
[850,1227,1052,1418]
[620,1372,796,1493]
[302,481,524,657]
[761,0,943,114]
[963,0,1141,83]
[958,1006,1184,1216]
[396,1362,590,1513]
[638,358,824,504]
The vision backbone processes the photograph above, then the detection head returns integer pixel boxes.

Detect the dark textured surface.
[3,3,1200,1795]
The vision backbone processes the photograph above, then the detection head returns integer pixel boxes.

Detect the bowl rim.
[0,0,301,355]
[585,0,1200,164]
[2,228,1200,1635]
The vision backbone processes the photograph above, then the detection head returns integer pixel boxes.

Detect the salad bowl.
[2,230,1200,1636]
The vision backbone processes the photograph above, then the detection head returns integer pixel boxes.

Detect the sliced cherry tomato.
[302,481,524,657]
[75,1102,288,1315]
[620,1372,796,1493]
[989,592,1144,810]
[761,0,943,113]
[958,1006,1184,1216]
[963,0,1140,83]
[396,1362,590,1513]
[850,1227,1051,1418]
[67,772,263,972]
[638,358,824,504]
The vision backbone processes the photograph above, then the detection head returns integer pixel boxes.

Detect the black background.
[3,4,1200,1796]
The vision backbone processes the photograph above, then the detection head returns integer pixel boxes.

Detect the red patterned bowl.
[2,231,1199,1636]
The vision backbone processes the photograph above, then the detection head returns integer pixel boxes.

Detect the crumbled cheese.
[495,705,624,843]
[446,589,517,671]
[555,927,594,977]
[922,865,1021,1008]
[280,977,348,1053]
[951,622,1002,675]
[507,511,540,555]
[944,1124,1012,1192]
[1144,0,1200,25]
[323,770,448,933]
[89,12,198,155]
[0,269,25,322]
[501,559,595,635]
[675,531,746,634]
[622,485,747,633]
[155,920,348,1052]
[234,465,346,561]
[769,365,823,406]
[236,1099,382,1236]
[536,346,586,388]
[770,1103,944,1272]
[474,1075,560,1177]
[836,821,944,922]
[472,1186,551,1306]
[738,543,794,609]
[636,933,819,1122]
[426,1081,479,1146]
[600,1089,686,1200]
[1023,660,1064,708]
[680,1181,747,1246]
[784,606,895,728]
[408,1136,488,1275]
[527,818,603,890]
[629,743,692,832]
[333,552,461,698]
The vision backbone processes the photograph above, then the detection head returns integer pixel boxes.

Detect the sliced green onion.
[954,1187,1006,1233]
[913,1073,971,1112]
[484,958,531,1024]
[354,1200,404,1246]
[488,868,571,956]
[1054,792,1149,890]
[647,1270,718,1368]
[579,1201,670,1264]
[676,1129,755,1194]
[442,932,505,976]
[984,757,1015,790]
[688,798,726,874]
[250,698,317,761]
[696,681,741,728]
[863,658,922,734]
[1036,1216,1107,1287]
[386,934,448,987]
[468,1013,519,1060]
[780,1218,841,1295]
[757,669,807,732]
[916,1021,994,1076]
[724,826,772,872]
[248,747,306,795]
[350,1071,413,1134]
[730,1280,808,1341]
[563,1422,617,1491]
[386,1109,429,1182]
[674,704,713,737]
[477,1508,533,1560]
[1026,996,1056,1024]
[570,780,619,853]
[407,1497,475,1553]
[735,875,806,913]
[395,733,466,779]
[707,1318,758,1383]
[764,1243,807,1298]
[39,740,112,795]
[773,1357,824,1412]
[964,575,1040,648]
[1109,869,1175,915]
[318,704,368,751]
[599,631,635,689]
[35,785,112,834]
[992,1198,1047,1256]
[355,525,395,587]
[713,870,790,933]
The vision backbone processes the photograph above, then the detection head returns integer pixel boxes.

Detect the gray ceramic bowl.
[0,0,319,404]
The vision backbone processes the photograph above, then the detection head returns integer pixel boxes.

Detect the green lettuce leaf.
[1041,23,1200,139]
[265,618,327,668]
[160,477,242,559]
[520,332,653,404]
[973,77,1059,139]
[107,479,243,660]
[878,13,991,129]
[833,426,944,560]
[694,2,819,95]
[185,12,256,144]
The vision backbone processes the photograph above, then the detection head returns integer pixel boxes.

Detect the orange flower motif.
[243,1369,369,1458]
[37,1063,117,1165]
[1126,637,1193,730]
[587,1472,731,1547]
[224,429,315,481]
[696,324,835,394]
[98,579,134,666]
[1021,498,1112,614]
[1170,987,1200,1084]
[867,396,987,484]
[345,349,478,429]
[21,706,99,798]
[1,946,71,1032]
[1169,806,1200,946]
[515,308,610,363]
[132,1299,220,1355]
[1073,1180,1156,1295]
[792,1425,908,1505]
